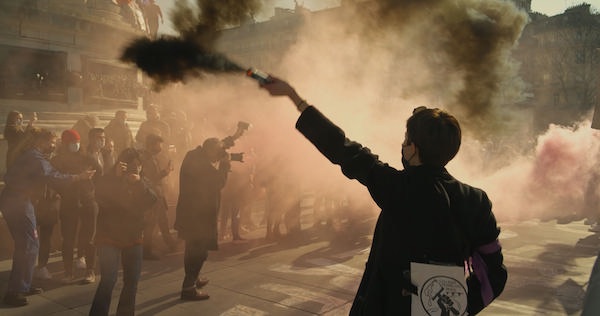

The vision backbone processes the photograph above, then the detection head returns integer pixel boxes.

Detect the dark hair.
[31,128,56,144]
[202,137,220,150]
[5,110,21,125]
[145,133,163,146]
[118,148,140,164]
[4,110,22,135]
[406,108,461,167]
[88,127,104,139]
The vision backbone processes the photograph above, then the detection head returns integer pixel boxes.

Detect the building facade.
[515,3,600,131]
[217,1,599,134]
[0,0,151,111]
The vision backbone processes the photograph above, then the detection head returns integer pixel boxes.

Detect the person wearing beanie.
[61,129,80,147]
[50,129,102,284]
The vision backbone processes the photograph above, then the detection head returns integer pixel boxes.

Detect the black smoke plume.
[120,0,261,90]
[351,0,528,137]
[121,36,243,89]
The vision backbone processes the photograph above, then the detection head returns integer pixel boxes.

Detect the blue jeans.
[2,196,38,294]
[89,244,142,316]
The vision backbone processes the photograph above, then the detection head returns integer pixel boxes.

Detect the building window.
[0,45,68,102]
[82,58,138,104]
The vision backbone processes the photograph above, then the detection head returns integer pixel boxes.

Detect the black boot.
[3,292,28,307]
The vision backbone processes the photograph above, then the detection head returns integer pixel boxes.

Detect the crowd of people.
[9,76,505,315]
[5,68,600,314]
[0,102,331,312]
[0,95,477,315]
[36,67,600,316]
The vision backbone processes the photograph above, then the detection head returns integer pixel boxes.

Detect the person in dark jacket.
[259,76,507,315]
[174,127,245,301]
[103,110,134,157]
[1,129,94,307]
[51,129,101,284]
[174,138,229,301]
[89,148,157,316]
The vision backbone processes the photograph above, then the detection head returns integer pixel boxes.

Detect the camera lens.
[230,153,244,162]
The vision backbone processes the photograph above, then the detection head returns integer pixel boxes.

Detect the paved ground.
[0,214,598,315]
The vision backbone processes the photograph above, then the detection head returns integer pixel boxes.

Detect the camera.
[230,152,244,162]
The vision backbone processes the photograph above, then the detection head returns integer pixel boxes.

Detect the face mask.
[16,118,23,126]
[68,143,80,153]
[401,144,416,170]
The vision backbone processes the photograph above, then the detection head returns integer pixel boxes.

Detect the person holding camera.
[89,148,157,316]
[257,75,507,315]
[174,125,246,301]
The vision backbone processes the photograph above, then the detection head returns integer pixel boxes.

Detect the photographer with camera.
[90,148,157,316]
[174,122,247,301]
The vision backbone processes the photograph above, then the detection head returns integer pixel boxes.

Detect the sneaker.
[83,270,95,284]
[3,292,28,307]
[34,266,52,280]
[25,288,43,296]
[195,277,209,289]
[180,288,209,301]
[75,257,86,269]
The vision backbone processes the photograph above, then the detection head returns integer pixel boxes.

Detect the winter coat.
[295,106,507,315]
[174,146,230,248]
[0,148,76,219]
[94,171,157,248]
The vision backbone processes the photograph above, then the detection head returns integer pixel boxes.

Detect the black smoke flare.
[121,36,244,90]
[120,0,261,90]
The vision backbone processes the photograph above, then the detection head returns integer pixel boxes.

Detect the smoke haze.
[120,0,263,90]
[148,0,598,225]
